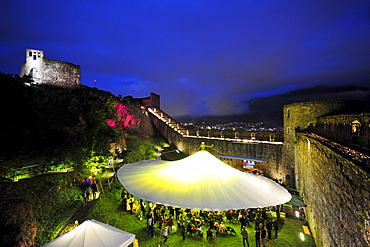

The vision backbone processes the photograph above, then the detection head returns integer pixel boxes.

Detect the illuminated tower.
[20,49,44,83]
[20,49,80,87]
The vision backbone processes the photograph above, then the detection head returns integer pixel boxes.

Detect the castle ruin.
[20,49,80,87]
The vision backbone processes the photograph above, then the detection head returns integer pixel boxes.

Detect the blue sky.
[1,0,369,117]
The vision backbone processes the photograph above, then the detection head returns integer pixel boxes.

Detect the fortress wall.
[310,113,370,155]
[150,99,370,246]
[283,100,366,188]
[20,49,80,87]
[151,114,286,181]
[186,129,284,142]
[296,135,370,247]
[42,58,80,87]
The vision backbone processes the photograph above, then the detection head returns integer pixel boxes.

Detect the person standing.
[179,221,186,240]
[255,228,261,247]
[165,215,174,233]
[261,227,267,247]
[266,219,272,239]
[91,182,98,199]
[272,220,279,238]
[241,226,250,247]
[121,197,127,211]
[147,215,154,237]
[83,187,90,206]
[162,226,168,243]
[240,215,247,231]
[140,199,146,215]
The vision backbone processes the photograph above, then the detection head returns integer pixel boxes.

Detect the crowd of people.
[121,189,281,246]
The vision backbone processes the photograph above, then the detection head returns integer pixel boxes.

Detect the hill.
[0,72,154,176]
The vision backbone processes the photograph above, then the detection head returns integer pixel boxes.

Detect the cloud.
[1,0,369,117]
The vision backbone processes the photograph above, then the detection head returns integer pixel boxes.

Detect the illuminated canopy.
[117,150,291,211]
[43,219,135,247]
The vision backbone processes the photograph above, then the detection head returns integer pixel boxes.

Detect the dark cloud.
[1,0,369,117]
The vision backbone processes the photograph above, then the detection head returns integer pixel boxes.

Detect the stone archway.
[30,68,41,79]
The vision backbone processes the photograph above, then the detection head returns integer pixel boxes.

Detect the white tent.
[117,150,291,211]
[43,219,135,247]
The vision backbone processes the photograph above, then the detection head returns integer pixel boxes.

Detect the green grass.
[87,180,315,247]
[2,172,314,246]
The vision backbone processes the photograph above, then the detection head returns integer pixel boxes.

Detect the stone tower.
[20,49,80,87]
[21,49,44,83]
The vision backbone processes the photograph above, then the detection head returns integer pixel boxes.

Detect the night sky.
[1,1,369,117]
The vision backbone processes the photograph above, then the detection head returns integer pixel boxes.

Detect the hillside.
[0,71,168,246]
[0,72,154,176]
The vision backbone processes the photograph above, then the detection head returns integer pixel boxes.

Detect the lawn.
[87,180,315,247]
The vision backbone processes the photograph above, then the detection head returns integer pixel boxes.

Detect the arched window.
[351,120,361,135]
[30,68,41,79]
[235,132,239,139]
[220,131,224,138]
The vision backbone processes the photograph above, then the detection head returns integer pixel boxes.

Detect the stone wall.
[185,129,283,142]
[20,49,80,87]
[151,113,286,182]
[283,100,365,188]
[295,134,370,246]
[42,58,80,87]
[149,98,370,246]
[309,113,370,155]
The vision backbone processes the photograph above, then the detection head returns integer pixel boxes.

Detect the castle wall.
[149,98,370,246]
[20,49,80,87]
[295,134,370,246]
[283,100,365,188]
[151,113,286,182]
[42,58,80,87]
[309,113,370,155]
[186,129,283,142]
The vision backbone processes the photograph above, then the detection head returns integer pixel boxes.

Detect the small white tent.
[43,219,135,247]
[118,150,291,211]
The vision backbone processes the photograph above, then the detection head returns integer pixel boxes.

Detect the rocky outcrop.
[0,195,37,247]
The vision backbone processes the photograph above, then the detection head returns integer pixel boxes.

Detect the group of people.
[81,177,98,206]
[121,189,281,246]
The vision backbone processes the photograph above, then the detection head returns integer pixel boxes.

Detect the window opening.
[235,132,239,139]
[351,120,361,135]
[251,133,256,140]
[269,134,274,142]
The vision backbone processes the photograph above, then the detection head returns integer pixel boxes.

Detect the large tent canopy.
[43,219,135,247]
[118,150,291,211]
